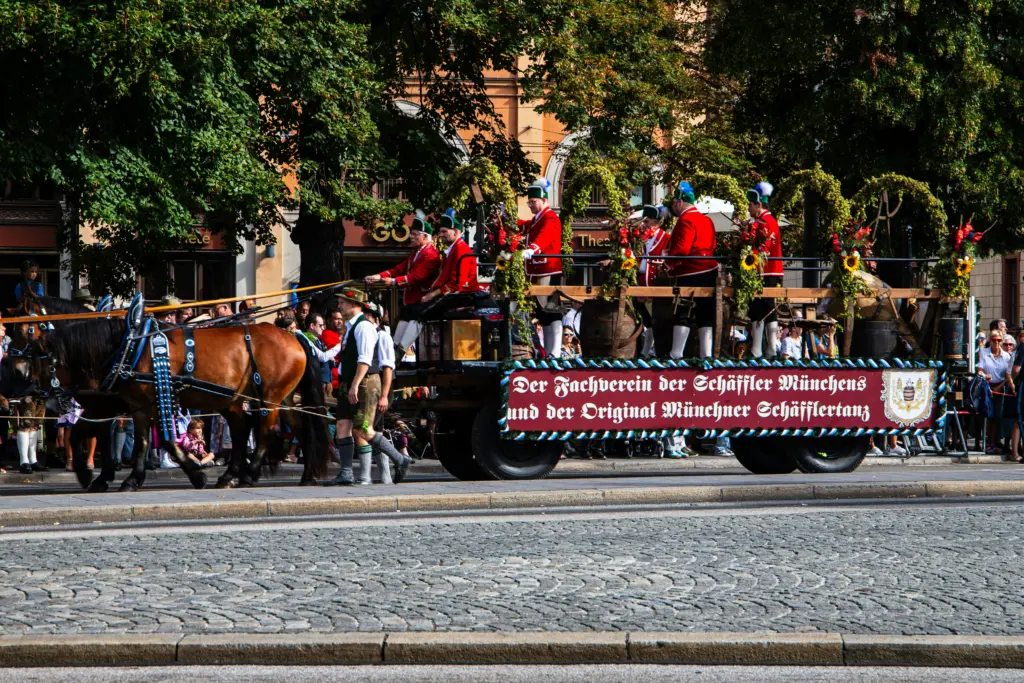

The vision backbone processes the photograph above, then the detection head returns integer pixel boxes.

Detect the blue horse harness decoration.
[96,293,268,440]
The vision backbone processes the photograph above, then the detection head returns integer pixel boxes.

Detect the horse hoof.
[87,479,109,494]
[215,476,235,489]
[238,477,255,488]
[190,471,208,490]
[299,478,318,487]
[75,469,94,491]
[118,478,139,493]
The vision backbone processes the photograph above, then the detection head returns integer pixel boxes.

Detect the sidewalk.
[0,451,1011,486]
[1,463,1024,528]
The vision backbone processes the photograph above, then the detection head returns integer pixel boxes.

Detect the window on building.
[1002,254,1020,328]
[375,178,406,201]
[558,169,652,213]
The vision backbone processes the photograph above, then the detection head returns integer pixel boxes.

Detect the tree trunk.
[291,203,345,314]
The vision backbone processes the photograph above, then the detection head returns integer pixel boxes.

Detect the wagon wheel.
[472,402,562,480]
[790,436,869,474]
[435,411,493,481]
[731,437,797,474]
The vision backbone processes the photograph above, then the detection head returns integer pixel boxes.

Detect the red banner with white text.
[503,367,938,434]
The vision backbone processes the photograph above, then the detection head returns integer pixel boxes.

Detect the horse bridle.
[6,313,70,412]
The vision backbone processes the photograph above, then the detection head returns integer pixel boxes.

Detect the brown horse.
[15,317,331,491]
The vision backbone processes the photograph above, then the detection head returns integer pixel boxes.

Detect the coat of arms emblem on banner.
[881,369,935,426]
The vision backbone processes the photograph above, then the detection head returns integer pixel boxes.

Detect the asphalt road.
[6,665,1024,683]
[0,500,1022,636]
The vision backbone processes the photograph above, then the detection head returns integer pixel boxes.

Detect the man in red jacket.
[746,181,782,359]
[364,215,441,355]
[637,204,672,358]
[665,181,718,359]
[422,210,484,301]
[517,177,564,356]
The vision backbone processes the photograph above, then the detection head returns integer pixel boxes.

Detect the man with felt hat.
[327,287,412,486]
[72,287,97,312]
[516,177,565,357]
[364,212,441,356]
[664,181,718,359]
[422,208,485,302]
[746,181,783,359]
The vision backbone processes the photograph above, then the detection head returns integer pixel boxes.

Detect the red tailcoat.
[756,211,783,277]
[431,237,484,294]
[377,243,442,305]
[638,228,671,286]
[516,206,563,279]
[666,207,717,277]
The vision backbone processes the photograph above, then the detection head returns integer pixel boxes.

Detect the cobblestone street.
[0,502,1022,636]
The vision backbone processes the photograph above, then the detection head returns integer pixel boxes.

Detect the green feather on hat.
[526,177,552,200]
[411,211,434,235]
[439,208,463,232]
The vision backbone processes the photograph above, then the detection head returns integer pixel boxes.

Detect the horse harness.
[85,295,269,442]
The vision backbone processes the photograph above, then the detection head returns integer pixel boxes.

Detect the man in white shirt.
[327,289,412,486]
[364,302,400,484]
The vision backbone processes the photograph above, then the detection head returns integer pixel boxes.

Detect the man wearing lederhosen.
[665,181,718,359]
[517,178,564,357]
[364,215,441,357]
[636,204,672,358]
[746,182,782,359]
[326,288,412,487]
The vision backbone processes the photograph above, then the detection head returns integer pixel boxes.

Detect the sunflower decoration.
[725,219,771,319]
[842,252,861,273]
[931,221,982,300]
[601,220,644,297]
[740,251,761,272]
[824,220,874,318]
[955,256,974,277]
[495,252,510,271]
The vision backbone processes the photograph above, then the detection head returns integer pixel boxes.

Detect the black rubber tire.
[472,403,562,480]
[790,436,869,474]
[436,413,492,481]
[731,437,798,474]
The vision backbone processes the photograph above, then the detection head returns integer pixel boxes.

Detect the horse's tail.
[295,341,332,480]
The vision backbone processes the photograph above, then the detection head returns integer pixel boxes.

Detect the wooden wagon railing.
[528,282,953,360]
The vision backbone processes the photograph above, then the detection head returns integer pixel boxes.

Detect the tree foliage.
[705,0,1024,254]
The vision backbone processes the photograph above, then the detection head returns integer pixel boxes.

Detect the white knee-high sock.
[16,431,30,466]
[750,321,764,358]
[698,327,713,358]
[641,328,656,358]
[392,321,409,349]
[28,430,39,465]
[372,448,393,484]
[670,326,690,360]
[766,322,780,359]
[358,449,372,485]
[544,321,563,357]
[398,321,422,352]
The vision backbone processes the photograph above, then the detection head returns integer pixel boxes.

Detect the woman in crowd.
[978,329,1015,455]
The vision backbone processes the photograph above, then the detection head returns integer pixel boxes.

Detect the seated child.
[176,418,214,467]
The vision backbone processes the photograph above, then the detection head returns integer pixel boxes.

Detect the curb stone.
[1,632,1023,667]
[4,480,1024,528]
[0,453,1009,486]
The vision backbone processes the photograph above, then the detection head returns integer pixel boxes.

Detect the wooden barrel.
[826,271,896,321]
[579,297,643,358]
[844,320,900,357]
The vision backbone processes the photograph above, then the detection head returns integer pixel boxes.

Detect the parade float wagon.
[395,276,965,482]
